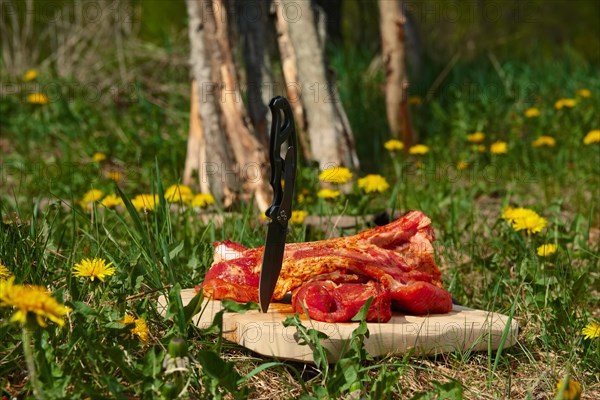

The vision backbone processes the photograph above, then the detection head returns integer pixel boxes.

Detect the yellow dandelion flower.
[289,210,307,225]
[131,194,159,212]
[457,160,468,171]
[190,193,215,208]
[297,189,311,205]
[72,258,116,282]
[490,141,508,154]
[467,132,485,143]
[120,314,150,344]
[0,260,12,280]
[319,166,353,184]
[317,188,341,199]
[408,95,422,105]
[576,88,591,98]
[475,144,486,153]
[23,69,38,82]
[357,174,390,193]
[554,98,576,109]
[0,277,71,327]
[513,213,547,235]
[554,99,564,109]
[27,93,49,105]
[501,207,521,221]
[582,321,600,340]
[502,207,547,234]
[79,189,104,210]
[408,144,430,155]
[106,170,123,182]
[555,377,582,400]
[99,194,123,209]
[532,136,556,148]
[384,139,404,152]
[259,212,269,221]
[92,152,106,163]
[297,193,306,204]
[583,130,600,145]
[537,244,557,257]
[524,107,540,118]
[164,184,193,204]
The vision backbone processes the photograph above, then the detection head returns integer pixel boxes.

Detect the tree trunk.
[211,0,271,210]
[378,0,415,148]
[282,0,359,170]
[185,0,236,204]
[237,0,272,146]
[184,0,271,210]
[272,0,312,161]
[183,79,210,195]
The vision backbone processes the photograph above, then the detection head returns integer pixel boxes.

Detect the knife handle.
[266,97,297,222]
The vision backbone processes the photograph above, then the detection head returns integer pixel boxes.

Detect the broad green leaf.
[71,301,97,317]
[183,289,204,325]
[103,345,138,383]
[369,366,401,399]
[166,283,186,334]
[221,298,259,313]
[196,350,246,396]
[104,321,130,330]
[142,347,163,378]
[168,240,185,260]
[282,313,330,373]
[351,296,374,322]
[433,379,464,400]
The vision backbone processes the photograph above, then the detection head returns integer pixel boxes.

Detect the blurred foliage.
[341,0,600,64]
[4,0,598,64]
[132,0,600,64]
[134,0,187,43]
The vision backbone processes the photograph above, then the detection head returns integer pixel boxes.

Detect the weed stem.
[22,327,46,400]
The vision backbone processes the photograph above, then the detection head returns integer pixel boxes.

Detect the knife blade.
[258,218,288,312]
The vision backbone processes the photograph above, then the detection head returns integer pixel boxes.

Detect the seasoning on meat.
[198,210,453,322]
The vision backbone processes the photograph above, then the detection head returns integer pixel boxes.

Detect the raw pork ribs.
[199,211,453,322]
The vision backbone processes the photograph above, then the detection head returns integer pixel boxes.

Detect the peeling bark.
[379,0,415,148]
[185,0,363,210]
[185,0,235,204]
[185,0,271,210]
[282,0,358,169]
[210,0,271,210]
[273,1,312,161]
[183,80,210,194]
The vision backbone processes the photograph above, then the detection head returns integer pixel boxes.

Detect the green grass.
[1,43,599,399]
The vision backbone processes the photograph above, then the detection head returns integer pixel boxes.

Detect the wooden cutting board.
[158,289,519,363]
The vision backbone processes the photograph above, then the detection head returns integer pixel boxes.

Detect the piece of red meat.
[293,280,392,322]
[199,211,453,321]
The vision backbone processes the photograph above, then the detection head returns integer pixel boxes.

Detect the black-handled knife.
[258,96,297,313]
